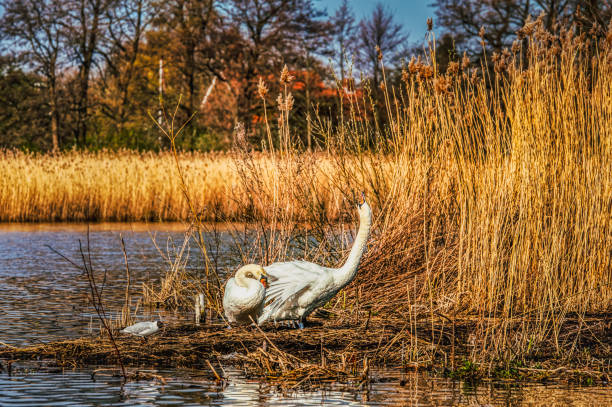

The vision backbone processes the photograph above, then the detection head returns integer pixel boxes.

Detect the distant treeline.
[0,0,609,151]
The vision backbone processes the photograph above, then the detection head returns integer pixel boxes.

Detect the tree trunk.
[49,76,59,151]
[75,0,102,147]
[51,104,59,151]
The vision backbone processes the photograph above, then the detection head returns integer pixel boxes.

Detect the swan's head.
[355,191,371,218]
[236,264,268,288]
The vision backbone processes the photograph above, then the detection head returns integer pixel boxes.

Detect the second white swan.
[258,193,372,328]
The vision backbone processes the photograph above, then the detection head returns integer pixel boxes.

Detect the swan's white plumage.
[261,260,334,321]
[223,264,268,324]
[259,198,372,325]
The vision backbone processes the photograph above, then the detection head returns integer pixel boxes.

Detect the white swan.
[258,193,372,328]
[223,264,269,324]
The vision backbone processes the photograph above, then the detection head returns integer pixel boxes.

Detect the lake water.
[0,223,610,406]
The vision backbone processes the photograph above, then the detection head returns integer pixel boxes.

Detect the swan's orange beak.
[353,191,366,208]
[260,276,269,289]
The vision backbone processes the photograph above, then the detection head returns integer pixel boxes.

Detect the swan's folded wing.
[260,260,328,322]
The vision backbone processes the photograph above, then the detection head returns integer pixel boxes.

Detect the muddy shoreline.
[2,316,610,386]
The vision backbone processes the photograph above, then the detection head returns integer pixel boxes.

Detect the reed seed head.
[408,56,419,74]
[479,26,485,39]
[434,75,452,95]
[605,20,612,47]
[277,92,294,112]
[280,65,294,85]
[461,51,470,70]
[518,15,537,39]
[257,77,269,99]
[418,64,434,81]
[447,61,459,76]
[285,93,294,111]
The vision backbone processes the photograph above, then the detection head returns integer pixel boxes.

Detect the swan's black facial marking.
[357,191,366,208]
[353,191,366,208]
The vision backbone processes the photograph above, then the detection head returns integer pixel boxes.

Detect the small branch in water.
[120,236,132,327]
[206,359,223,382]
[92,368,167,384]
[0,341,18,350]
[47,226,127,381]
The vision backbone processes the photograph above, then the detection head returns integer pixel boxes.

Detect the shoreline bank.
[2,316,610,386]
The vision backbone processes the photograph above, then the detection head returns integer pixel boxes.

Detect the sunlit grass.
[0,17,610,367]
[0,150,352,222]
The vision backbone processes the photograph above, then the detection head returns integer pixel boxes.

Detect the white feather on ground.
[120,321,163,337]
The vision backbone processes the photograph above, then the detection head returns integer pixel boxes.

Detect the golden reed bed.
[0,150,346,222]
[1,19,611,369]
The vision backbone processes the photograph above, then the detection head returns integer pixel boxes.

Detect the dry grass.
[1,18,611,373]
[0,316,609,384]
[0,149,357,222]
[221,18,612,367]
[0,150,244,222]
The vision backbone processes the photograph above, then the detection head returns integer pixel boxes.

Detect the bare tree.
[433,0,532,53]
[153,0,223,119]
[535,0,572,30]
[0,0,68,150]
[357,2,408,91]
[535,0,611,34]
[98,0,153,130]
[223,0,329,128]
[570,0,612,35]
[64,0,114,146]
[331,0,357,83]
[433,0,612,55]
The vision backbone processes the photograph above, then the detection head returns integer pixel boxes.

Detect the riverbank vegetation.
[0,150,367,222]
[1,12,611,384]
[130,15,612,378]
[1,316,609,385]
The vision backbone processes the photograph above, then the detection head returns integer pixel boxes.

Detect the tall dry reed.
[226,17,612,365]
[0,150,349,222]
[1,16,610,367]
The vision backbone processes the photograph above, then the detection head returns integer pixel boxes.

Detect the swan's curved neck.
[335,205,372,287]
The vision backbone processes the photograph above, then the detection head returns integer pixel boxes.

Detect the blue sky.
[321,1,436,44]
